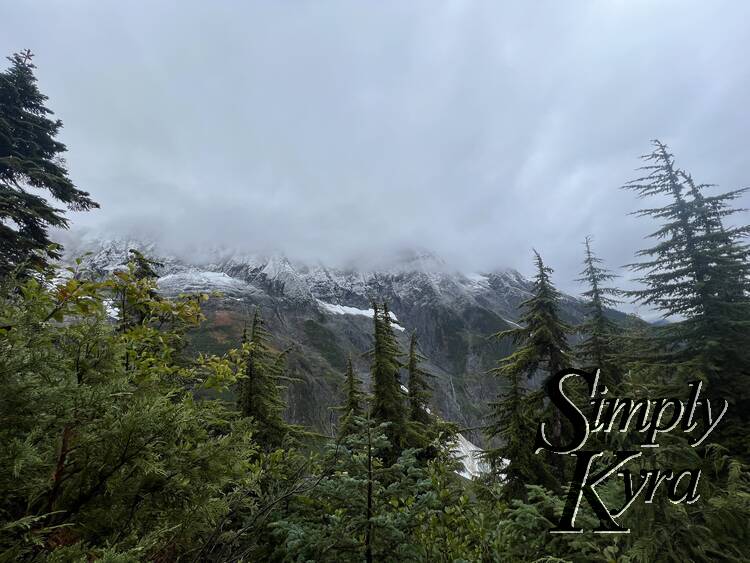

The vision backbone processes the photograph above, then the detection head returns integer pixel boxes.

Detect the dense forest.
[2,52,750,562]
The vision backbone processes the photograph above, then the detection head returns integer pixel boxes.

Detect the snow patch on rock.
[453,434,490,479]
[464,272,491,290]
[316,299,405,331]
[103,299,119,320]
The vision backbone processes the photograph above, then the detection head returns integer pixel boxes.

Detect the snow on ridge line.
[316,299,405,331]
[464,272,490,286]
[157,270,254,294]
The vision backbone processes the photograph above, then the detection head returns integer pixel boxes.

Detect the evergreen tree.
[115,249,164,332]
[493,251,572,380]
[483,364,552,498]
[403,331,446,455]
[575,236,622,382]
[369,301,407,459]
[406,332,433,426]
[272,415,444,562]
[336,355,365,437]
[238,308,288,449]
[127,248,162,280]
[0,51,98,275]
[623,140,750,456]
[0,259,260,560]
[623,140,750,361]
[343,354,365,417]
[486,250,572,490]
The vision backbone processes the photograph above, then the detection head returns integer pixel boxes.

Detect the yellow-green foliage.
[0,261,259,560]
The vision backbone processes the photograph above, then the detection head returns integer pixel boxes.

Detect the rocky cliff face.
[69,238,624,445]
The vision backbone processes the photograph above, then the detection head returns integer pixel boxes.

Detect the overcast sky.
[3,1,750,310]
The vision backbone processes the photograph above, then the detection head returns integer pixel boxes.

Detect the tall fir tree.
[336,355,365,437]
[575,236,622,382]
[623,140,750,360]
[623,140,750,456]
[0,51,98,275]
[485,250,572,490]
[482,359,553,498]
[238,308,288,449]
[404,331,445,455]
[679,170,750,367]
[497,251,572,378]
[369,301,407,459]
[406,332,433,426]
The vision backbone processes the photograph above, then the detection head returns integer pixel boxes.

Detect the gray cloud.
[3,1,750,316]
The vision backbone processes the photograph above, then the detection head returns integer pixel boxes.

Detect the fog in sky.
[3,1,750,308]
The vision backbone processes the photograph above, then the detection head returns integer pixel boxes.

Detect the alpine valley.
[65,238,630,448]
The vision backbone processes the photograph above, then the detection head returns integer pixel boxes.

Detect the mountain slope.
[70,239,626,444]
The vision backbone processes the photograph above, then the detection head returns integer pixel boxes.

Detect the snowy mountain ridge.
[63,237,610,456]
[69,237,542,317]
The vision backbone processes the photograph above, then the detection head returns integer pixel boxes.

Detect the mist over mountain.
[5,2,750,557]
[67,237,631,445]
[8,1,750,309]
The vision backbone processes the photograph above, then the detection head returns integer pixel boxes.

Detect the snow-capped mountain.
[75,239,546,314]
[67,238,618,447]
